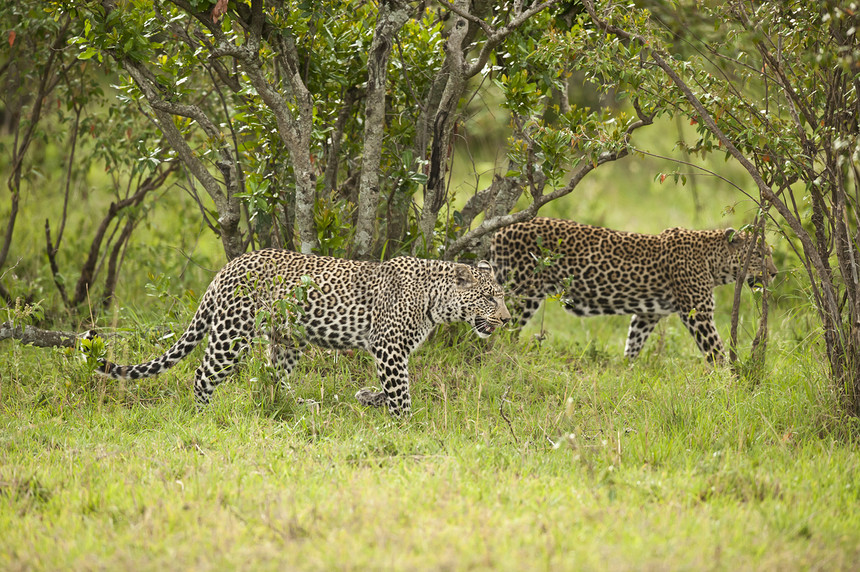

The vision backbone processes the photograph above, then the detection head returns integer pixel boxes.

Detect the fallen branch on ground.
[0,322,79,348]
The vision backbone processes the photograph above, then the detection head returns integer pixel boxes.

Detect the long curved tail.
[96,290,214,380]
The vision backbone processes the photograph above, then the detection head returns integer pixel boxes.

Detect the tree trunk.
[354,0,412,259]
[415,3,471,254]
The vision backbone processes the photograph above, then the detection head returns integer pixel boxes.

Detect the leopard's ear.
[455,264,477,288]
[476,260,493,274]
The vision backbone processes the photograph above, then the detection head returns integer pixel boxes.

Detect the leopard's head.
[452,260,511,338]
[719,228,779,287]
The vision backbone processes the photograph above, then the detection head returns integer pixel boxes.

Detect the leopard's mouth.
[474,317,496,338]
[747,275,765,289]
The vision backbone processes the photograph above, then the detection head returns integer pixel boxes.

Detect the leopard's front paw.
[355,387,387,408]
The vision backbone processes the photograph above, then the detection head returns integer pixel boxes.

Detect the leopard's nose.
[499,302,512,323]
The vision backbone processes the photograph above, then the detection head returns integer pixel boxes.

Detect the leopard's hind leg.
[624,313,663,359]
[266,332,305,395]
[192,312,253,406]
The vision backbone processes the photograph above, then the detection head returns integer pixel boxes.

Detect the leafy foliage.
[42,0,654,262]
[0,0,179,315]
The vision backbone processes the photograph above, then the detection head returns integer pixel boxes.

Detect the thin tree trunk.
[416,0,562,255]
[415,1,471,253]
[354,0,412,259]
[1,18,71,275]
[101,215,136,309]
[323,88,359,195]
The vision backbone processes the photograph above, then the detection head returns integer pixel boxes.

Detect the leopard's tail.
[94,288,215,380]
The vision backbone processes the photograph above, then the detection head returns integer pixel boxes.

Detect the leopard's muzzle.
[474,316,498,338]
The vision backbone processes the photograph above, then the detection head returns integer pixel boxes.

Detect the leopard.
[92,249,510,416]
[490,217,777,362]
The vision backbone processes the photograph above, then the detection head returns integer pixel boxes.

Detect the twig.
[729,215,762,363]
[499,386,519,445]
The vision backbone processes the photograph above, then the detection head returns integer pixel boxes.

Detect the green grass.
[2,298,859,570]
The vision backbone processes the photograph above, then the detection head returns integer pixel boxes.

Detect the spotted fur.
[95,249,510,416]
[490,218,777,362]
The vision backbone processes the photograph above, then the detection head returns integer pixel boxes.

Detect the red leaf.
[211,0,229,23]
[659,174,667,184]
[689,117,698,125]
[8,30,15,47]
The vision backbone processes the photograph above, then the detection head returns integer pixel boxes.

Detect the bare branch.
[1,16,73,274]
[70,166,176,308]
[0,323,79,348]
[324,87,361,195]
[445,148,634,259]
[436,0,494,36]
[464,0,564,79]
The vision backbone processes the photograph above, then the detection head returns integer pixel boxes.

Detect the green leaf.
[78,47,98,60]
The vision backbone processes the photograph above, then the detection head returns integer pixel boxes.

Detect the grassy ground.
[2,292,859,570]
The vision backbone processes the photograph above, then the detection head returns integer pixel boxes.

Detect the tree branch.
[0,323,79,348]
[444,98,655,259]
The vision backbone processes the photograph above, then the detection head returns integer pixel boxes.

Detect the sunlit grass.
[2,303,859,569]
